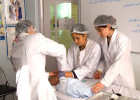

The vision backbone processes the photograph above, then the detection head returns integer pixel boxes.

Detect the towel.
[56,77,94,98]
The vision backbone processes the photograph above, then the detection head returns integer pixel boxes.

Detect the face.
[95,24,110,38]
[71,33,87,46]
[27,25,36,34]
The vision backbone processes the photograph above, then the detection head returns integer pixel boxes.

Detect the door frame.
[43,0,79,38]
[38,0,80,71]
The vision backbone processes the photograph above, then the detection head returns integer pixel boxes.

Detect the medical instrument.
[87,92,137,100]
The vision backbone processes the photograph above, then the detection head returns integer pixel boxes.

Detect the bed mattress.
[54,78,99,100]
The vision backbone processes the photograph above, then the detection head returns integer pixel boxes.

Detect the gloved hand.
[93,70,102,79]
[49,75,59,86]
[58,71,65,79]
[91,82,104,93]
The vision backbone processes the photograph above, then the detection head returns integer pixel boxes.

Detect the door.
[43,0,79,71]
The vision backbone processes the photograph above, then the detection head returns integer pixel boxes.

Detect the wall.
[0,40,16,100]
[131,53,140,90]
[81,0,140,52]
[0,41,15,86]
[25,0,39,31]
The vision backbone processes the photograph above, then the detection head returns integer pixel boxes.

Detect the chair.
[0,67,16,100]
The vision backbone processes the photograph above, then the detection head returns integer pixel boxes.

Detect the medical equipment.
[87,92,137,100]
[109,93,121,100]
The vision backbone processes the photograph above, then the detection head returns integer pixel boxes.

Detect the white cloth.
[10,32,66,100]
[79,49,85,66]
[56,78,94,98]
[98,30,136,89]
[66,38,101,80]
[55,78,99,100]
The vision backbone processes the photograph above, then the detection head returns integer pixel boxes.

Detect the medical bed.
[53,78,98,100]
[53,78,140,100]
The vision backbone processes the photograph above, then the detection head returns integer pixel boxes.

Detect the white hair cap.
[15,20,35,36]
[94,15,118,29]
[71,23,90,35]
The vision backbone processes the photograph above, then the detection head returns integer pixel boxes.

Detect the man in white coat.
[92,15,136,94]
[10,20,66,100]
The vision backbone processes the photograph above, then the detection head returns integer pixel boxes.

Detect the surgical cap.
[15,20,35,36]
[71,23,90,34]
[94,15,118,29]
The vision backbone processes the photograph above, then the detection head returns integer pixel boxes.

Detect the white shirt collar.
[18,33,30,41]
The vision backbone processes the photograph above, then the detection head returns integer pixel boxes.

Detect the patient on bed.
[56,71,94,98]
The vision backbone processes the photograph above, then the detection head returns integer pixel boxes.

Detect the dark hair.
[97,25,107,28]
[97,25,114,29]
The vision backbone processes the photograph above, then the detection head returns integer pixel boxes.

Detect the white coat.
[98,30,136,89]
[10,32,66,100]
[66,38,101,80]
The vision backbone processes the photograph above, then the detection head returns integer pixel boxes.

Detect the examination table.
[53,78,140,100]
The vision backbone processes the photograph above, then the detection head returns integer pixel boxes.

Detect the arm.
[64,44,78,78]
[92,37,131,93]
[94,49,106,79]
[74,44,101,80]
[39,34,66,71]
[97,46,106,73]
[65,44,75,71]
[100,39,131,87]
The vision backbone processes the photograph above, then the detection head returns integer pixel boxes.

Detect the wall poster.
[4,0,25,25]
[0,0,5,42]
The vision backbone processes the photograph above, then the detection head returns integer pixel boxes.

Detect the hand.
[49,71,58,77]
[93,70,102,79]
[91,82,104,93]
[49,75,59,86]
[58,71,65,78]
[65,72,73,78]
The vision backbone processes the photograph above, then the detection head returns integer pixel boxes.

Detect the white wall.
[0,41,15,86]
[131,53,140,90]
[25,0,39,31]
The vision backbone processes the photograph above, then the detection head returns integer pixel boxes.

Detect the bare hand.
[49,71,58,77]
[49,75,59,86]
[93,70,102,79]
[91,82,104,93]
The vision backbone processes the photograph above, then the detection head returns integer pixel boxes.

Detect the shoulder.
[116,31,130,44]
[87,38,100,49]
[27,33,51,42]
[25,33,52,46]
[29,33,45,38]
[68,42,79,53]
[70,42,78,48]
[115,31,131,50]
[26,33,43,40]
